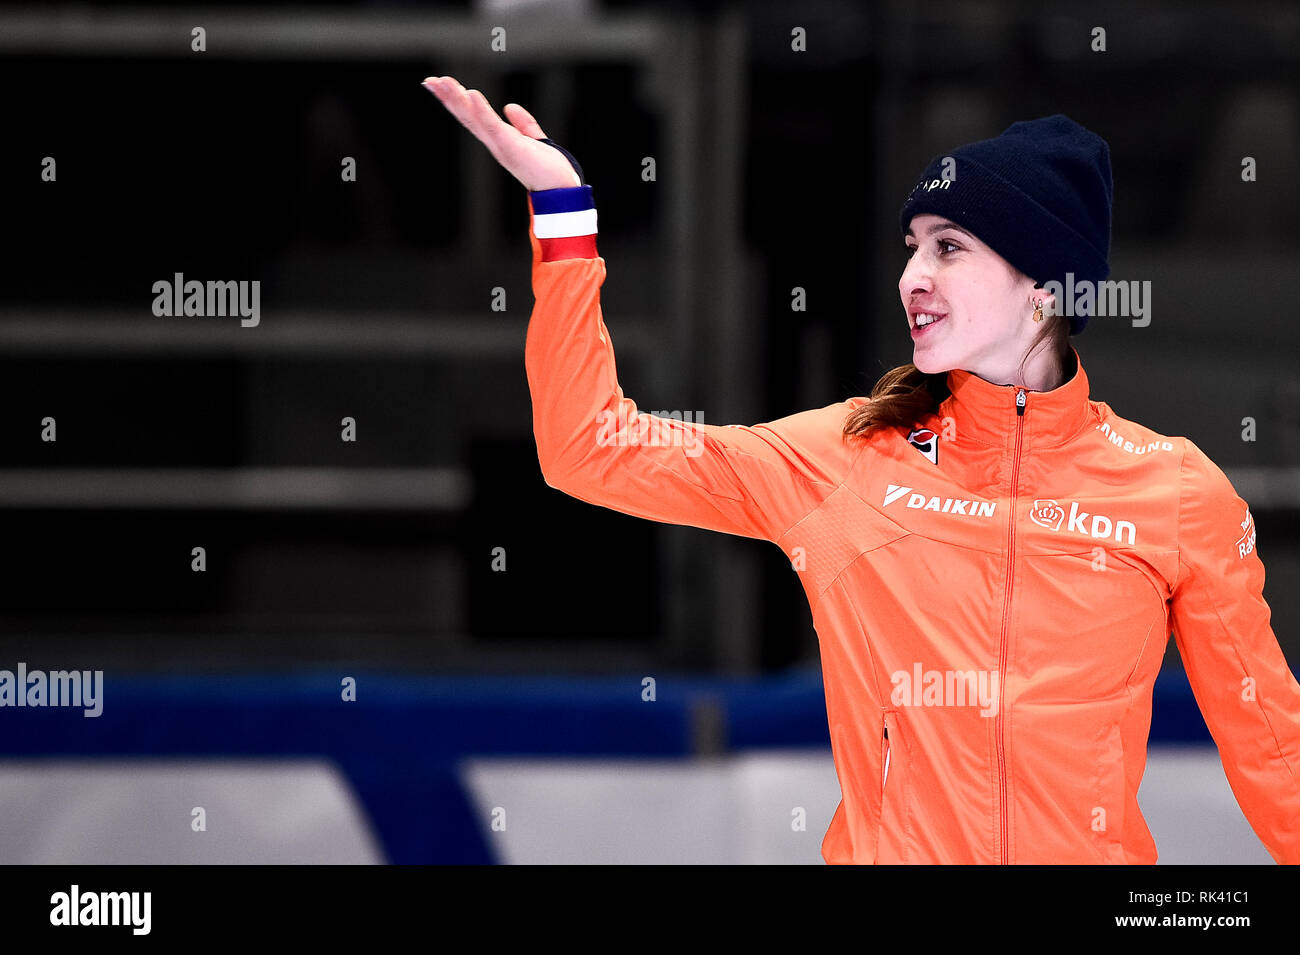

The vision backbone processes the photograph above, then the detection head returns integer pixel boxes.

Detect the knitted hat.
[897,114,1113,335]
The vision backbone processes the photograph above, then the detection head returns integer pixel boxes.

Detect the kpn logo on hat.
[898,114,1113,335]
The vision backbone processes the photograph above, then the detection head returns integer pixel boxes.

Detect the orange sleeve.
[524,188,863,543]
[1170,438,1300,863]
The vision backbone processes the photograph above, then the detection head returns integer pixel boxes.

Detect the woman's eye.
[904,240,958,258]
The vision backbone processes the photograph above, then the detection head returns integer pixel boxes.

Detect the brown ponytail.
[842,311,1071,442]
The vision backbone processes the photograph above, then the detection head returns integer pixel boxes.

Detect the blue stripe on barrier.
[0,663,1230,861]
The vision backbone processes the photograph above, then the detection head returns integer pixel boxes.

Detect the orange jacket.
[523,185,1300,864]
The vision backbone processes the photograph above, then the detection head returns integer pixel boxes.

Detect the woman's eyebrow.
[905,221,976,239]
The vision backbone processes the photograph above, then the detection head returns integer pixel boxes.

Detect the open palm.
[423,75,582,192]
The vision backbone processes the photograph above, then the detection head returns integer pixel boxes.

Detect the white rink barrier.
[0,746,1274,864]
[0,759,385,864]
[462,746,1275,864]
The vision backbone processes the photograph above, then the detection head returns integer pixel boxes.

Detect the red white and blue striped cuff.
[529,185,597,261]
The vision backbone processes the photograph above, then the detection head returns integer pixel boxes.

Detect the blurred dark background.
[1,0,1297,680]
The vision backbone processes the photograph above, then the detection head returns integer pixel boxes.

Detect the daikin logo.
[883,484,911,506]
[883,484,996,518]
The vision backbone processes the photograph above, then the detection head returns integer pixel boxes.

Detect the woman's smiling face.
[900,213,1053,382]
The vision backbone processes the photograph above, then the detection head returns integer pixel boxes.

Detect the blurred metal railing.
[0,6,759,670]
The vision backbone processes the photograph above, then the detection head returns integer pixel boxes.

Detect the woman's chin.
[913,352,949,375]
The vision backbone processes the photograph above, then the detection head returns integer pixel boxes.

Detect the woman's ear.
[1031,285,1057,317]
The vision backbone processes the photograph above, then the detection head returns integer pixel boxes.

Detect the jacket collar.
[940,345,1093,450]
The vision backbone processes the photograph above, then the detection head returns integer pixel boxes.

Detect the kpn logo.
[1030,499,1137,546]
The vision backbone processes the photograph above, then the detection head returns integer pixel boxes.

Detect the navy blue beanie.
[898,114,1113,335]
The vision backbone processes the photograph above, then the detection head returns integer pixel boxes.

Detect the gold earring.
[1032,298,1044,323]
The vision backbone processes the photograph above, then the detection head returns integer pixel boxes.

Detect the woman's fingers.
[425,77,523,162]
[422,76,463,116]
[424,73,578,191]
[503,102,546,140]
[423,78,478,133]
[426,78,491,139]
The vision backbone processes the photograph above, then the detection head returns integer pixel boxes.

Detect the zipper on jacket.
[996,386,1026,863]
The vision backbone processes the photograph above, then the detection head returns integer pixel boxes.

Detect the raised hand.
[422,75,583,192]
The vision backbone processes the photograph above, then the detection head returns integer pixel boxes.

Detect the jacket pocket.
[1092,721,1128,863]
[877,709,910,861]
[882,718,891,789]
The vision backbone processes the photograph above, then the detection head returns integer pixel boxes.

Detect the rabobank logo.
[1236,506,1256,559]
[883,484,996,518]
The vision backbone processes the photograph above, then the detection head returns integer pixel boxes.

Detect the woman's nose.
[899,255,931,297]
